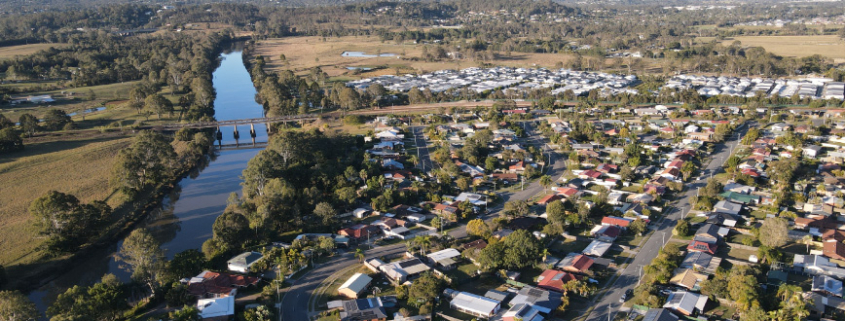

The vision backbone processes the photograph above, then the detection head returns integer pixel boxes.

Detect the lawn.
[726,247,757,262]
[0,135,131,266]
[704,302,738,320]
[254,36,576,78]
[311,264,370,312]
[724,35,845,63]
[549,238,591,255]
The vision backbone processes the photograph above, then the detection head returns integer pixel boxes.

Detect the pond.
[341,51,396,58]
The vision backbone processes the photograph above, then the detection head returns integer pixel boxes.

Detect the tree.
[545,201,566,227]
[0,290,38,321]
[144,94,174,119]
[29,190,110,251]
[244,305,273,321]
[802,234,814,253]
[407,272,443,307]
[168,249,206,281]
[117,228,165,296]
[503,200,529,218]
[110,131,178,194]
[673,220,690,237]
[17,113,38,137]
[539,175,552,194]
[759,217,789,248]
[466,219,491,239]
[313,202,337,228]
[241,150,283,198]
[212,211,250,249]
[629,219,647,235]
[355,248,365,263]
[430,216,442,229]
[0,128,23,153]
[48,274,127,321]
[502,229,542,270]
[680,161,695,180]
[168,306,200,321]
[42,109,72,131]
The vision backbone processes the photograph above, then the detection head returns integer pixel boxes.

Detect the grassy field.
[0,135,131,266]
[254,36,575,78]
[0,43,69,61]
[724,35,845,63]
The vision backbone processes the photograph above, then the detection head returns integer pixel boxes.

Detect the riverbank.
[5,132,215,293]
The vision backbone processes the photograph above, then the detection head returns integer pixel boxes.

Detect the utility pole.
[521,176,525,191]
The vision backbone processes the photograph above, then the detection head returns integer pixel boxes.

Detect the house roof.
[824,241,845,261]
[602,216,633,227]
[538,194,562,205]
[670,269,706,290]
[713,200,742,215]
[719,192,760,204]
[427,248,461,264]
[556,253,595,273]
[583,240,612,257]
[813,275,844,297]
[555,187,579,197]
[663,291,708,315]
[536,269,576,292]
[510,286,563,314]
[643,308,679,321]
[687,240,718,255]
[450,291,500,316]
[227,251,263,270]
[187,271,260,297]
[680,252,721,275]
[461,239,488,251]
[197,296,235,319]
[338,273,373,295]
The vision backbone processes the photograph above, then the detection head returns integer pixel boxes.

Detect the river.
[28,46,268,312]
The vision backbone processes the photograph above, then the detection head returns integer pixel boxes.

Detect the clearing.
[724,35,845,63]
[0,135,131,266]
[0,43,69,61]
[253,36,575,79]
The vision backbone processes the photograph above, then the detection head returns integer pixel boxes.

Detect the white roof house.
[426,248,462,268]
[338,273,373,299]
[582,240,612,257]
[503,303,543,321]
[379,258,431,283]
[663,291,708,316]
[197,296,235,319]
[227,252,263,274]
[713,200,742,215]
[450,291,501,318]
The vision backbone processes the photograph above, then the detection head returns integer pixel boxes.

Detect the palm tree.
[541,248,550,262]
[777,284,802,304]
[539,175,553,194]
[802,234,814,253]
[355,248,365,263]
[415,235,432,256]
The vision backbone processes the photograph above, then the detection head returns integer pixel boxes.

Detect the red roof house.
[602,216,633,229]
[824,241,845,261]
[559,254,594,274]
[538,194,562,205]
[687,240,718,255]
[536,269,577,293]
[187,271,260,298]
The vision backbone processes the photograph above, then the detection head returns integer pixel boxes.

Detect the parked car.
[619,289,633,303]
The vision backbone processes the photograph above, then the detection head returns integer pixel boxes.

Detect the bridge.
[157,114,322,130]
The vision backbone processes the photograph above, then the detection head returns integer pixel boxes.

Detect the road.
[280,243,407,321]
[584,122,752,321]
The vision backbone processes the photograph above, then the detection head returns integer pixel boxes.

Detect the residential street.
[584,122,752,321]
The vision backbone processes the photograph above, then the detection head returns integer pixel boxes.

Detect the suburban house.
[705,212,738,227]
[794,255,845,279]
[197,296,235,321]
[713,200,742,215]
[812,275,844,298]
[670,269,707,291]
[426,248,462,270]
[338,224,380,241]
[536,269,577,292]
[379,258,431,283]
[448,291,501,318]
[509,286,563,314]
[583,240,612,257]
[663,291,708,316]
[502,303,543,321]
[327,296,395,321]
[337,273,373,299]
[680,252,722,275]
[226,252,263,274]
[601,216,633,229]
[555,253,594,274]
[187,271,260,298]
[642,308,680,321]
[591,224,621,242]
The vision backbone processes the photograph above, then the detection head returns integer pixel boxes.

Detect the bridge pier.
[216,126,223,147]
[266,123,271,134]
[250,123,256,138]
[233,126,240,140]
